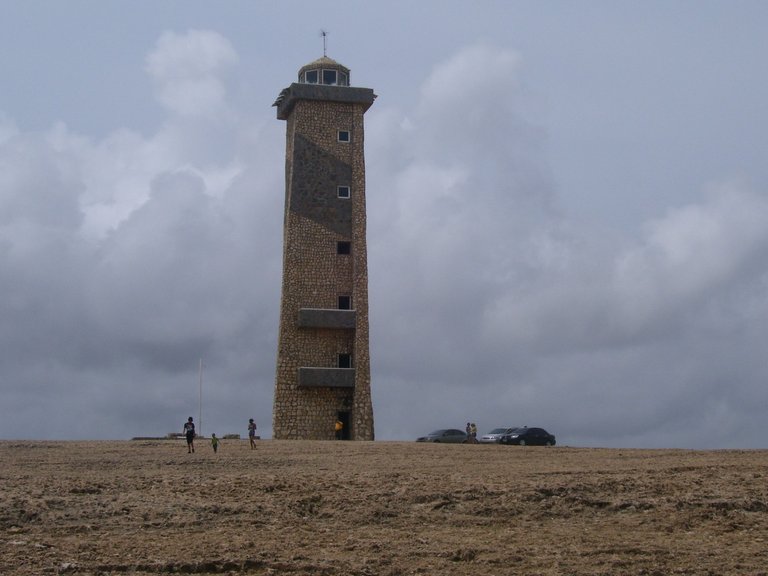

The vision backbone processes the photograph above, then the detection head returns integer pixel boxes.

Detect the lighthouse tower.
[271,56,375,440]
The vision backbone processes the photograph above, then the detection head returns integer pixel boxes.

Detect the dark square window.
[337,185,350,199]
[338,295,351,310]
[338,130,350,142]
[304,70,319,84]
[337,241,351,255]
[338,353,352,368]
[323,69,338,85]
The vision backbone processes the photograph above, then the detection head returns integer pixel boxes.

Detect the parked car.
[478,427,519,444]
[498,427,556,446]
[416,429,468,443]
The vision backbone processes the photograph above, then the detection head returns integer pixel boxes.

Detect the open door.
[337,411,351,440]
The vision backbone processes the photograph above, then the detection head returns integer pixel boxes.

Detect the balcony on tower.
[297,308,356,329]
[298,367,355,388]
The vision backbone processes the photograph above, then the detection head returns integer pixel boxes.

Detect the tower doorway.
[337,411,351,440]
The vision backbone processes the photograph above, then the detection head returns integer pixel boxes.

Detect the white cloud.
[369,44,768,447]
[2,28,768,448]
[0,131,84,230]
[0,29,283,440]
[145,29,238,116]
[613,182,768,330]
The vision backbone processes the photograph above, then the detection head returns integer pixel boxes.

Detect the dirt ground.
[1,440,767,575]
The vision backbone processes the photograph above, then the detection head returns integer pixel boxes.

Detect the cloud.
[614,183,768,324]
[368,45,768,448]
[1,34,767,448]
[0,29,283,440]
[0,130,84,229]
[0,112,18,145]
[369,45,560,382]
[145,30,238,116]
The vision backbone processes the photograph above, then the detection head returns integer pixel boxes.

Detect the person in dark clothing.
[183,417,196,453]
[248,418,257,449]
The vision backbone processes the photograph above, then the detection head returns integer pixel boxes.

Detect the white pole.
[198,358,203,437]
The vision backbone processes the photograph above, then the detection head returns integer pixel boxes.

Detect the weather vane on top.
[320,29,328,57]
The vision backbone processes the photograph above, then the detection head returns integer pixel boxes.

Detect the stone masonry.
[272,57,375,440]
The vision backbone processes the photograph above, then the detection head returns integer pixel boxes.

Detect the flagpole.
[198,358,203,437]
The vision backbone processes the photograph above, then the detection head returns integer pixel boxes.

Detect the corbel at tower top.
[272,56,376,120]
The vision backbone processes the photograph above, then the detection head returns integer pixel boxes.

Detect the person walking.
[248,418,257,449]
[210,433,220,453]
[183,417,196,453]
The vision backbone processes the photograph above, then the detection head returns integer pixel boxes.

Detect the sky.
[1,1,767,448]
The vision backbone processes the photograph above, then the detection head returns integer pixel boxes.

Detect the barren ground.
[1,440,767,575]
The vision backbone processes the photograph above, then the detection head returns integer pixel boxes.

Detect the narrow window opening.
[337,241,351,255]
[338,295,351,310]
[338,353,352,368]
[337,130,350,142]
[338,71,348,86]
[337,185,350,199]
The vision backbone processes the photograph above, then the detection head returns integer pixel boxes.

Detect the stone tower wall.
[273,92,374,440]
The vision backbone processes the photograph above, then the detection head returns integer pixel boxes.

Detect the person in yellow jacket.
[335,418,343,440]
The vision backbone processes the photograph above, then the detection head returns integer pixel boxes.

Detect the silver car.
[478,427,519,444]
[416,429,468,443]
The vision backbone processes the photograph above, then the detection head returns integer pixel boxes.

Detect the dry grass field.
[1,440,767,575]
